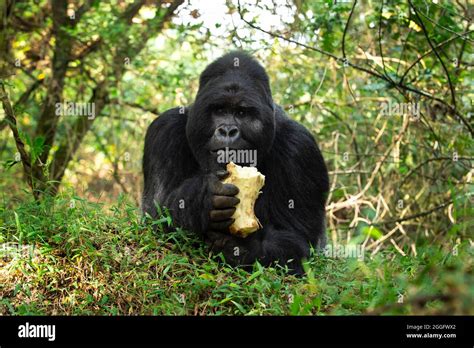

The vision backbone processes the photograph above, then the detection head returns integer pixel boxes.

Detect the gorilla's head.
[187,51,276,172]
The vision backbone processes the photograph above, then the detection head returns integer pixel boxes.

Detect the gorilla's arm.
[142,108,208,233]
[142,108,238,235]
[207,117,329,274]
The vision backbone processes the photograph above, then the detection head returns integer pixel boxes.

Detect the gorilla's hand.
[205,230,260,268]
[207,170,240,232]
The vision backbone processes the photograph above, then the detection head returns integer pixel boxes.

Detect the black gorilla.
[142,52,329,274]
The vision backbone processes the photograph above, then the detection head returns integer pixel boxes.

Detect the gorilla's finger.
[216,170,230,180]
[205,231,229,249]
[209,219,234,231]
[214,183,239,196]
[212,195,240,209]
[210,208,236,221]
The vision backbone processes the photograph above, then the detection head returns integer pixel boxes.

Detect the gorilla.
[142,51,329,275]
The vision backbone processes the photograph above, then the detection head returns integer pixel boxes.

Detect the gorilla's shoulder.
[271,108,324,167]
[274,107,317,146]
[147,107,187,133]
[145,107,188,142]
[144,107,189,158]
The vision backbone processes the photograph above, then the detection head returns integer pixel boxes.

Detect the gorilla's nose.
[215,125,240,142]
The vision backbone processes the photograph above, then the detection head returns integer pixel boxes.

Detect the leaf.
[100,295,109,305]
[199,273,214,281]
[408,20,421,32]
[362,226,383,240]
[231,300,246,314]
[245,268,263,283]
[218,297,232,305]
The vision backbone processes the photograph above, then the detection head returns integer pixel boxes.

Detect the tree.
[0,0,184,198]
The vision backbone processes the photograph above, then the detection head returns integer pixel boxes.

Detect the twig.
[396,28,412,77]
[13,78,44,109]
[317,104,361,163]
[328,170,370,175]
[455,21,471,78]
[372,199,453,226]
[124,101,160,116]
[400,156,473,187]
[0,78,45,131]
[342,0,357,60]
[378,0,394,84]
[414,3,474,43]
[326,115,410,212]
[408,0,457,113]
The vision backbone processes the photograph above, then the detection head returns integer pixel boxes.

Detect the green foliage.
[0,195,472,315]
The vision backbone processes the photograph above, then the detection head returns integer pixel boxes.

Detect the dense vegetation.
[0,0,472,315]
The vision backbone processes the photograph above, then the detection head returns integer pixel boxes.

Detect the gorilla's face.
[187,61,276,172]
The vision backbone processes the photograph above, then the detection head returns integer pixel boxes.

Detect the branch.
[378,0,394,84]
[454,20,471,78]
[317,103,360,163]
[123,101,160,116]
[415,4,474,43]
[395,28,412,77]
[408,2,473,136]
[0,77,45,131]
[14,78,44,109]
[371,199,453,226]
[342,0,357,60]
[408,0,457,112]
[49,80,108,193]
[399,30,473,84]
[236,0,474,137]
[326,115,410,213]
[46,0,149,194]
[0,81,42,200]
[71,38,102,61]
[49,0,184,193]
[33,0,75,187]
[72,0,98,25]
[400,156,473,187]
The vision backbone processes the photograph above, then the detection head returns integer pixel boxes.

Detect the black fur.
[142,52,329,275]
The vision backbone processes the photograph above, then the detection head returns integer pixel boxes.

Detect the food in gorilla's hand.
[223,162,265,237]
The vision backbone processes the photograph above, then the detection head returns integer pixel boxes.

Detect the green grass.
[0,194,472,315]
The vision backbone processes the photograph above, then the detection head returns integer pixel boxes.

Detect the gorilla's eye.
[237,109,246,117]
